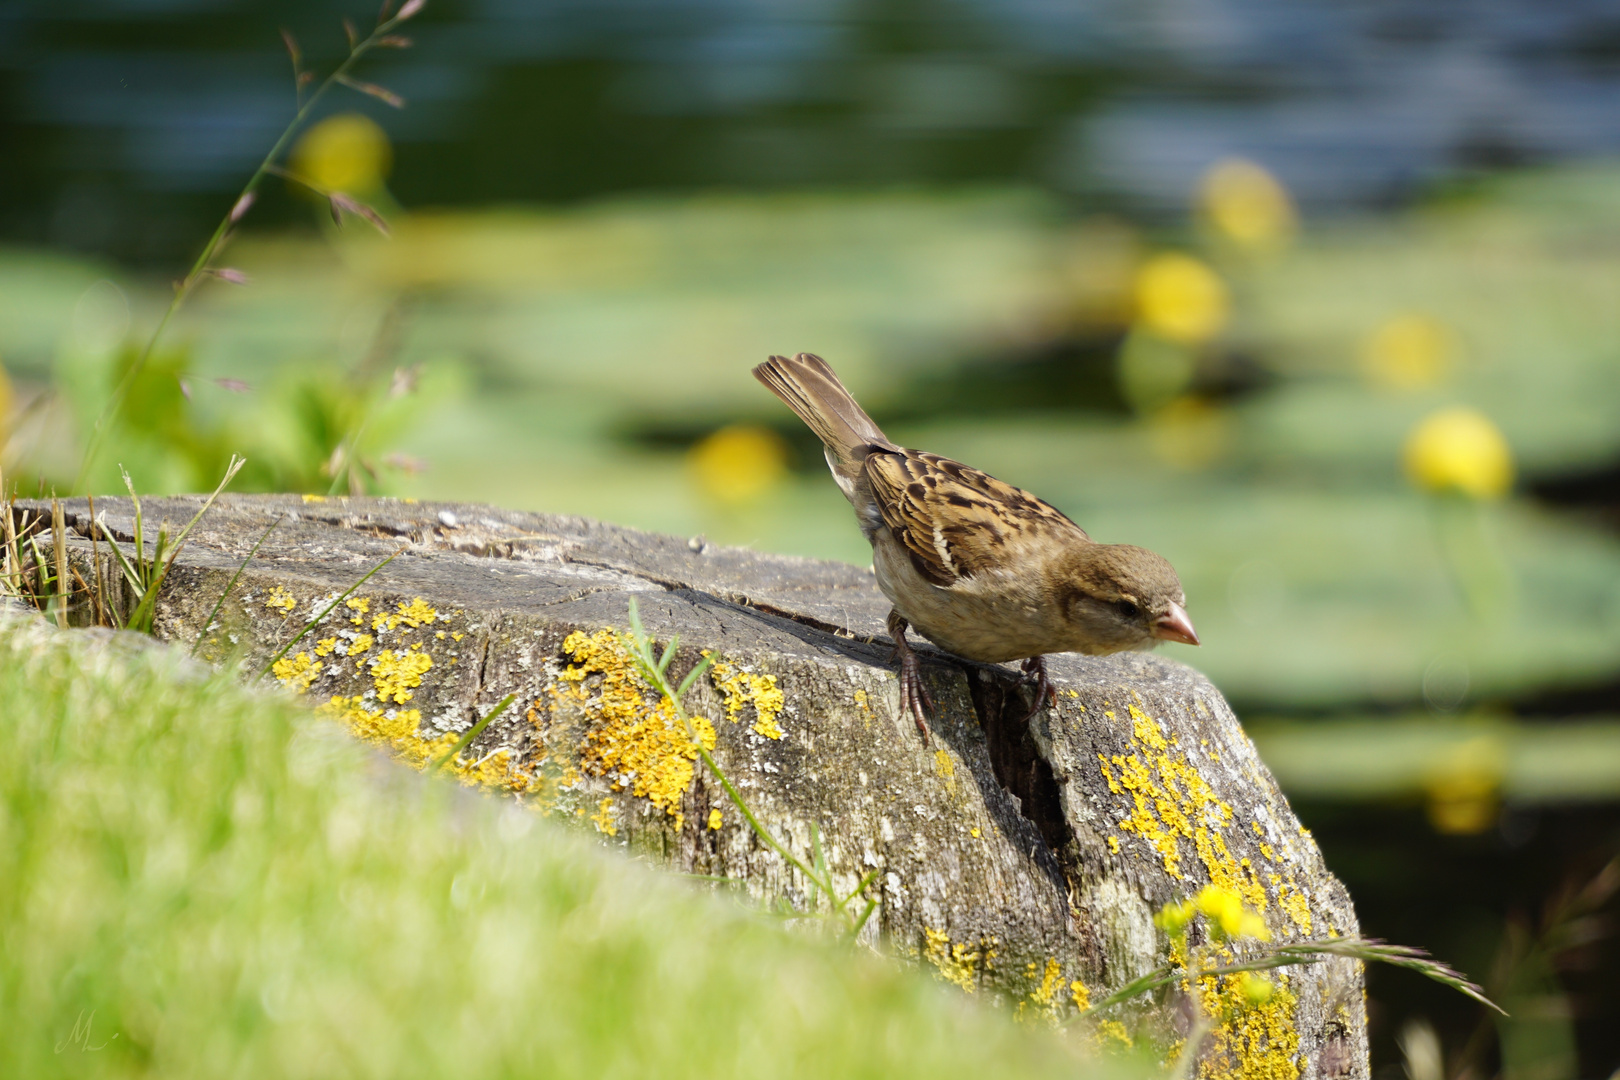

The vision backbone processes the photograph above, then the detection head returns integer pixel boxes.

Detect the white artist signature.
[55,1010,118,1053]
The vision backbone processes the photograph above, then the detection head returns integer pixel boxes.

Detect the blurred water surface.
[13,0,1620,259]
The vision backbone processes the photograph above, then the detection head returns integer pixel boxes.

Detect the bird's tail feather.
[752,353,890,475]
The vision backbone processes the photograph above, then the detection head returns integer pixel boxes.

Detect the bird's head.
[1059,543,1198,654]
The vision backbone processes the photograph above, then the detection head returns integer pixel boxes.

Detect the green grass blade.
[1070,965,1177,1022]
[657,633,679,678]
[193,515,283,656]
[627,596,648,648]
[843,868,881,907]
[120,467,147,583]
[101,525,145,596]
[125,538,189,635]
[850,897,879,939]
[1274,937,1505,1016]
[674,652,718,700]
[430,693,518,773]
[167,455,245,553]
[811,821,829,903]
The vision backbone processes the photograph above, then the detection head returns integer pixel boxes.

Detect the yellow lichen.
[1277,878,1313,933]
[314,637,339,657]
[370,599,432,634]
[452,747,528,792]
[272,652,321,692]
[264,586,296,615]
[318,696,442,767]
[395,597,438,628]
[1031,958,1062,1007]
[1107,836,1121,854]
[922,927,981,992]
[590,797,618,836]
[317,695,529,793]
[347,633,374,657]
[301,494,327,503]
[710,658,786,739]
[1198,973,1301,1080]
[1071,978,1091,1011]
[563,629,717,831]
[346,596,370,626]
[1090,1020,1134,1050]
[1131,703,1169,751]
[707,808,723,830]
[1101,704,1272,919]
[370,649,433,704]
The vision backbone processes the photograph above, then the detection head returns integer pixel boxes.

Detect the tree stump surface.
[20,494,1368,1080]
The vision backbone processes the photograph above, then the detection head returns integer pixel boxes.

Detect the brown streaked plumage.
[753,352,1198,741]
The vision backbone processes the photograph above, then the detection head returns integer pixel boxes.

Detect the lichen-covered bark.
[17,494,1368,1080]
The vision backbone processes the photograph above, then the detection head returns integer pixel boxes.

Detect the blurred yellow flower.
[1237,972,1275,1005]
[1424,736,1504,835]
[1154,897,1197,937]
[1195,885,1270,941]
[1199,158,1297,251]
[1403,407,1514,499]
[1135,253,1229,344]
[1364,314,1456,390]
[293,113,392,194]
[689,425,789,504]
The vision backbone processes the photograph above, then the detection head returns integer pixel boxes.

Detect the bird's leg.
[1018,655,1057,723]
[887,610,934,743]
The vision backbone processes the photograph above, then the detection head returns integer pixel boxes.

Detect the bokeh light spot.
[293,113,393,195]
[0,358,12,451]
[1199,158,1297,251]
[1134,253,1228,344]
[688,425,789,504]
[1424,736,1503,835]
[1403,407,1514,499]
[1148,395,1230,470]
[1364,314,1456,390]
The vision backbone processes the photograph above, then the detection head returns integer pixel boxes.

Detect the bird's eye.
[1116,599,1140,620]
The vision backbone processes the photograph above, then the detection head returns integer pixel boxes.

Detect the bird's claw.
[888,611,934,744]
[1018,655,1057,723]
[898,649,935,744]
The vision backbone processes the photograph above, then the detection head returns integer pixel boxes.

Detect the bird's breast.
[870,530,1075,663]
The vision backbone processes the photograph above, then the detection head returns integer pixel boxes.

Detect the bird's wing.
[863,449,1090,587]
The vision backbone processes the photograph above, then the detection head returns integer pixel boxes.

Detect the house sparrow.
[753,352,1198,741]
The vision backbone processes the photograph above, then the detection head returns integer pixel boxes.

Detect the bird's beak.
[1153,603,1200,646]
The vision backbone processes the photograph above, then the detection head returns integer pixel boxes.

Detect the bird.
[752,352,1198,742]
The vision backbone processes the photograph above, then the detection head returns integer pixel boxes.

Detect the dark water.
[8,0,1620,263]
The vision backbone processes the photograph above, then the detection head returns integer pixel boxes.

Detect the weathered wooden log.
[20,494,1367,1079]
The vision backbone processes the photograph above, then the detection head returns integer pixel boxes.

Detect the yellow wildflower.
[1195,884,1270,941]
[1199,158,1296,251]
[1135,253,1228,344]
[688,425,788,504]
[1403,407,1514,499]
